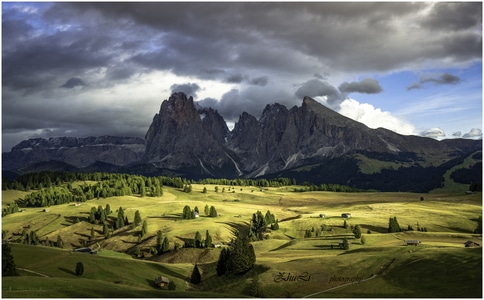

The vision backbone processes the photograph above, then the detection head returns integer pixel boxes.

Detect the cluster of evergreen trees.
[198,177,295,187]
[13,229,64,248]
[3,171,296,193]
[217,232,256,276]
[294,183,362,193]
[189,230,213,248]
[182,205,218,219]
[388,217,402,233]
[248,210,279,241]
[2,203,20,217]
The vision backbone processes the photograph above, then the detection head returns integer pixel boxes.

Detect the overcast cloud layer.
[2,2,482,152]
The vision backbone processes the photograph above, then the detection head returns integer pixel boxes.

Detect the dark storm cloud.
[49,2,481,75]
[338,78,383,94]
[421,2,482,31]
[225,74,268,86]
[60,78,86,89]
[407,73,461,91]
[250,76,268,87]
[226,74,246,84]
[197,86,296,123]
[295,79,343,105]
[170,83,201,99]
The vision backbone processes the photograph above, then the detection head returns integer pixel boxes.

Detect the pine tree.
[117,207,125,229]
[134,210,142,227]
[161,236,170,253]
[90,227,95,241]
[156,230,163,253]
[168,280,176,290]
[194,231,202,248]
[89,207,96,223]
[2,243,18,276]
[475,215,482,234]
[216,248,229,276]
[182,205,192,219]
[142,220,148,237]
[343,237,350,250]
[190,264,201,284]
[75,262,84,276]
[209,206,218,217]
[204,230,212,248]
[105,204,111,215]
[204,204,210,216]
[353,224,362,238]
[57,235,64,248]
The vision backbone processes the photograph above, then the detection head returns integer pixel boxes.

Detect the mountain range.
[3,92,481,192]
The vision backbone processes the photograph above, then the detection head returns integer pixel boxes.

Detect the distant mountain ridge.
[3,92,482,192]
[3,136,145,171]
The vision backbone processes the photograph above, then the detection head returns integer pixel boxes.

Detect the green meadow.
[2,183,482,297]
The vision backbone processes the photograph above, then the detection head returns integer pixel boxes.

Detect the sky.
[2,2,482,152]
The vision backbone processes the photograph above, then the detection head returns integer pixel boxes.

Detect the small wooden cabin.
[464,241,480,247]
[405,240,421,246]
[154,276,170,288]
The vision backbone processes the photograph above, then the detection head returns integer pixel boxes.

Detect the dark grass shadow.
[58,267,76,276]
[216,221,250,237]
[359,224,387,233]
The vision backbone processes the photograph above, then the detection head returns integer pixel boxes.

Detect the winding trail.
[302,274,378,298]
[17,268,49,277]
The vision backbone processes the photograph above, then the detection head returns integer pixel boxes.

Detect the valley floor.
[2,184,482,297]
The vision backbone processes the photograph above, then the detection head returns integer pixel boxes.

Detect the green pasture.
[2,183,482,297]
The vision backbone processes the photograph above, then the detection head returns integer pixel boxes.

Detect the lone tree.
[209,206,218,217]
[156,230,163,253]
[141,220,148,237]
[75,262,84,276]
[353,224,362,238]
[134,210,142,227]
[343,237,350,250]
[2,243,18,276]
[190,264,201,284]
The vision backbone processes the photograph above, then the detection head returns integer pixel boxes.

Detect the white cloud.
[338,98,417,136]
[463,128,482,139]
[420,128,446,139]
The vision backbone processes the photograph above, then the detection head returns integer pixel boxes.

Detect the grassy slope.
[2,184,482,298]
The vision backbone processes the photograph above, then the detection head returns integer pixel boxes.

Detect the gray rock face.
[226,96,396,176]
[3,136,145,170]
[144,93,481,178]
[144,92,233,176]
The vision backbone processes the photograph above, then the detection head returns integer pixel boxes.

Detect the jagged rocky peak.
[144,92,235,173]
[158,92,200,126]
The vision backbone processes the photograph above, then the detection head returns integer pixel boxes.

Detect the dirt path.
[302,274,377,298]
[17,268,49,277]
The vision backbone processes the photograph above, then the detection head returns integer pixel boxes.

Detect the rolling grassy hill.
[2,183,482,297]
